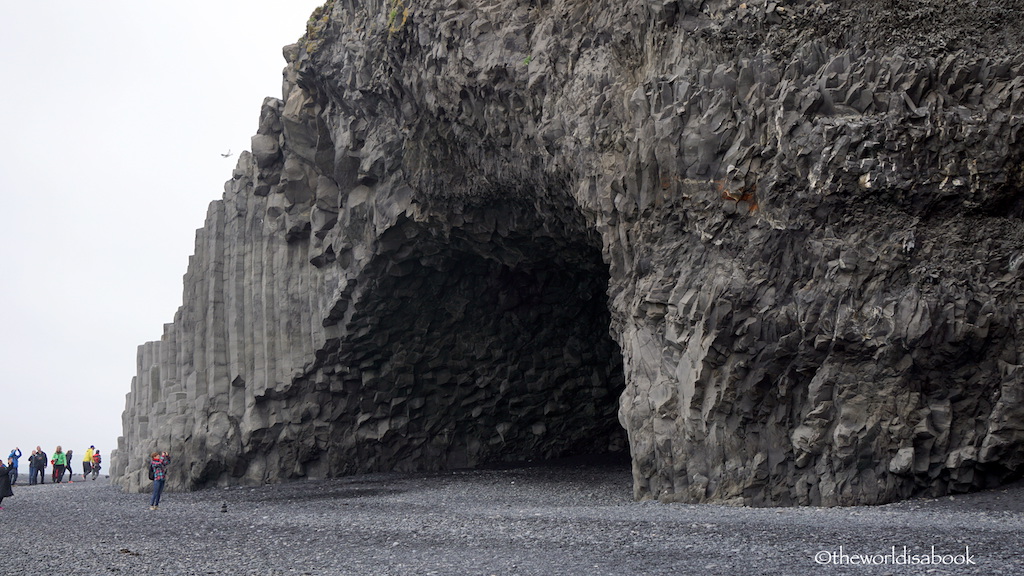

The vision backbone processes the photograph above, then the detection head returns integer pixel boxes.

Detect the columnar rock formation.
[115,0,1024,505]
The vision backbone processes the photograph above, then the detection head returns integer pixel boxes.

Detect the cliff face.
[114,0,1024,505]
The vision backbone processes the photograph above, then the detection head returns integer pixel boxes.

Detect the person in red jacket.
[91,450,102,480]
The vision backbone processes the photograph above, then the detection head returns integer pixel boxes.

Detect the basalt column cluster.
[112,42,626,492]
[116,0,1024,505]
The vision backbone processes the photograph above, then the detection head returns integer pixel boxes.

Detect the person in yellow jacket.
[52,446,68,483]
[82,446,95,481]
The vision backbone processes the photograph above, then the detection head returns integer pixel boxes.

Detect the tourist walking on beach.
[52,446,67,483]
[91,450,102,480]
[82,446,94,481]
[149,451,170,510]
[0,459,13,509]
[27,449,36,485]
[64,450,74,482]
[30,447,47,485]
[7,448,21,485]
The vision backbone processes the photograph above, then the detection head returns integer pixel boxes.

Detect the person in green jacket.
[52,446,68,483]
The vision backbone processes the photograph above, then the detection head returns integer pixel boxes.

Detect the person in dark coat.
[0,459,14,509]
[30,447,47,485]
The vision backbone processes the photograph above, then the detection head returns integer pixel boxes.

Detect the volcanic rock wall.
[115,0,1024,505]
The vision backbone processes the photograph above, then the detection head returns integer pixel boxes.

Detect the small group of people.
[5,445,103,487]
[80,446,104,481]
[1,445,171,512]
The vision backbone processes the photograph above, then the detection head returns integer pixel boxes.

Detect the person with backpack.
[91,450,102,480]
[148,451,170,510]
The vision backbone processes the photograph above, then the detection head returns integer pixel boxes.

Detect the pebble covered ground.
[1,462,1021,575]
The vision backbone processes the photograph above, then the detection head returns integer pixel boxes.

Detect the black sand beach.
[1,462,1021,575]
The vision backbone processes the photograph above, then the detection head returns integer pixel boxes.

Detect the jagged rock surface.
[114,0,1024,506]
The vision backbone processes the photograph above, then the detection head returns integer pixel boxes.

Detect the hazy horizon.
[1,1,327,468]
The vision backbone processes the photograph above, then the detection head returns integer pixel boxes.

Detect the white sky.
[0,0,326,468]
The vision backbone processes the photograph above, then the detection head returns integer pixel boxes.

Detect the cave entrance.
[335,198,628,473]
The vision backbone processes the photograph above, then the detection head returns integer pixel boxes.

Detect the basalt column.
[115,0,1024,505]
[300,200,626,475]
[113,78,627,491]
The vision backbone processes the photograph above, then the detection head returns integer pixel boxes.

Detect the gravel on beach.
[1,462,1021,575]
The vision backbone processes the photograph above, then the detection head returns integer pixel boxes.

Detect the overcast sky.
[0,0,325,470]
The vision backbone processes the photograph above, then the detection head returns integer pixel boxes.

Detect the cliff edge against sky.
[114,0,1024,506]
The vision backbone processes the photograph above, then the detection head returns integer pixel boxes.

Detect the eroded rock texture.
[114,0,1024,505]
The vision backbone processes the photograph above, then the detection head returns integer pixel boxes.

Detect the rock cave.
[296,197,628,476]
[114,0,1024,506]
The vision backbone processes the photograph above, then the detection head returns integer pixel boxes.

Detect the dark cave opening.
[330,206,629,474]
